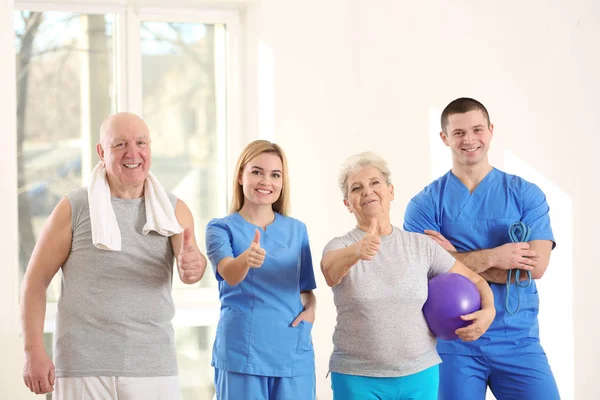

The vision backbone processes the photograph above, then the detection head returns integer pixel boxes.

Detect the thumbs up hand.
[245,229,267,269]
[177,227,207,284]
[357,218,381,261]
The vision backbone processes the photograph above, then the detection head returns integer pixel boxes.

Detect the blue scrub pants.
[438,353,560,400]
[330,365,439,400]
[214,368,315,400]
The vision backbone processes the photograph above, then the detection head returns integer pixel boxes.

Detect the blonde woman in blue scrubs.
[206,140,316,400]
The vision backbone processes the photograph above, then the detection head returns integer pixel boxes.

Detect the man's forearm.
[479,267,532,284]
[453,248,532,284]
[478,267,508,284]
[21,280,48,352]
[452,249,494,273]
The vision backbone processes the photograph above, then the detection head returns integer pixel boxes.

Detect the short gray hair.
[338,151,392,199]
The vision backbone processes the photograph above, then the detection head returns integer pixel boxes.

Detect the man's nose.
[463,131,476,143]
[125,143,139,158]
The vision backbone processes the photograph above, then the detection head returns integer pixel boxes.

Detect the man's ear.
[439,131,450,147]
[96,142,105,162]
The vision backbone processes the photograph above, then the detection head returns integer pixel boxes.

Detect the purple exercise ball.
[423,272,481,340]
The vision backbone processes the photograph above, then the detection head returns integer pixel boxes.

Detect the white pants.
[53,376,180,400]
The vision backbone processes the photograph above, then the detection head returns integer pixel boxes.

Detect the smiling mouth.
[362,199,378,206]
[123,163,141,169]
[256,188,272,194]
[462,147,480,153]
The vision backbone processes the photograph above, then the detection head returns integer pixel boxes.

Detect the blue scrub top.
[205,212,317,377]
[404,168,555,356]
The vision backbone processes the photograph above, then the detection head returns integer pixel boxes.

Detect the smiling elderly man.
[20,112,207,399]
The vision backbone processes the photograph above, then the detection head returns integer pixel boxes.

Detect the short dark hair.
[440,97,491,134]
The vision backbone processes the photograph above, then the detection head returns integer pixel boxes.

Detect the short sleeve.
[521,183,555,248]
[205,218,233,282]
[403,193,440,234]
[426,237,456,279]
[322,236,347,256]
[299,223,317,291]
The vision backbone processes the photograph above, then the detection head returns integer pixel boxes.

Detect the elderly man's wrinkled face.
[344,166,394,221]
[97,113,151,192]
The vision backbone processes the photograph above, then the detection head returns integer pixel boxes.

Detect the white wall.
[2,0,598,399]
[243,1,599,399]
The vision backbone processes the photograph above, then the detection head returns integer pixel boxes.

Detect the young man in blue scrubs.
[403,98,560,400]
[206,140,316,400]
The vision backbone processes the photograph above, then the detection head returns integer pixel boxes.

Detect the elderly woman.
[321,152,495,400]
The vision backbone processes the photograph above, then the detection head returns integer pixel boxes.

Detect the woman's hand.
[291,308,315,326]
[245,229,266,268]
[357,218,381,260]
[455,305,496,342]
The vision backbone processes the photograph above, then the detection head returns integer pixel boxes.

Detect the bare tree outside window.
[15,11,114,300]
[15,12,115,400]
[15,11,226,400]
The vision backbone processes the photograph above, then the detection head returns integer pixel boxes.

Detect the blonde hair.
[229,140,290,215]
[338,151,392,199]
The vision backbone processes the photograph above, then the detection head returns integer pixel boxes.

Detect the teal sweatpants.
[330,365,439,400]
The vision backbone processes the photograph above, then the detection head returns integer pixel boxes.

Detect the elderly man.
[21,112,207,399]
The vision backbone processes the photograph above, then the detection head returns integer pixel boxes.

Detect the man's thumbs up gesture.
[245,229,267,269]
[177,227,207,284]
[357,218,381,261]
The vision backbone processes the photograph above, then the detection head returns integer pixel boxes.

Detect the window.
[139,17,229,398]
[15,10,116,301]
[15,4,240,399]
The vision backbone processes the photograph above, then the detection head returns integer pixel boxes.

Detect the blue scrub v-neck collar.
[233,211,279,233]
[449,167,498,196]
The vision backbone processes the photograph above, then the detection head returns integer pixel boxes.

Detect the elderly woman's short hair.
[338,152,392,199]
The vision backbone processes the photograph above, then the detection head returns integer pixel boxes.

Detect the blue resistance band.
[505,222,533,315]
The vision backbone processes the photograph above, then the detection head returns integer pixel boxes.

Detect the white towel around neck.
[87,162,183,251]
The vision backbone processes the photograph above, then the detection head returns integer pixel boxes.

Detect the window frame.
[12,0,245,333]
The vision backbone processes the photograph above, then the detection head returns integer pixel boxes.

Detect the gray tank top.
[54,187,178,377]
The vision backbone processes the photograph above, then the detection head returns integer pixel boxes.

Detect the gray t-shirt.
[323,226,456,377]
[55,187,179,377]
